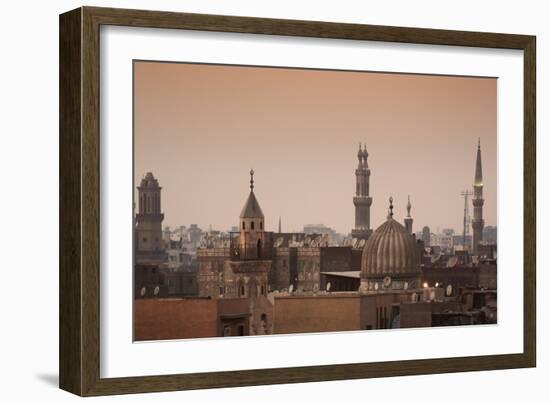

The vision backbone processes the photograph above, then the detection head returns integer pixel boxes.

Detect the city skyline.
[134,61,497,235]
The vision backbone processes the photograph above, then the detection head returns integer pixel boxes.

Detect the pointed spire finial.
[387,196,394,219]
[250,169,254,191]
[474,138,483,186]
[406,195,412,217]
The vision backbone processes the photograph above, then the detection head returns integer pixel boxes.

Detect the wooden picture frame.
[59,6,536,396]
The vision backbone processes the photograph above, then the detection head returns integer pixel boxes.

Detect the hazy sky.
[134,61,496,235]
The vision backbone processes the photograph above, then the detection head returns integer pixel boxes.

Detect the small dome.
[361,217,420,277]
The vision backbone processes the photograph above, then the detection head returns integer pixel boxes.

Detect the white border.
[100,25,524,378]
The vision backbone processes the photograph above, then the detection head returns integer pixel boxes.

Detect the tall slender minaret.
[278,216,282,233]
[472,139,485,255]
[352,143,373,240]
[404,195,413,234]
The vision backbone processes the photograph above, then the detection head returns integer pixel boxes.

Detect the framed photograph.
[59,6,536,396]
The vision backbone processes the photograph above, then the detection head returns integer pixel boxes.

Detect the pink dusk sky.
[134,61,497,235]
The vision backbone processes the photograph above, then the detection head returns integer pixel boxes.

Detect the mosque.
[134,141,496,339]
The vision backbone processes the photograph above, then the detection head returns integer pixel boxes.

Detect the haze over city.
[134,61,497,235]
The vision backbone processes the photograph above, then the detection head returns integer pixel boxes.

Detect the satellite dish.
[153,285,160,296]
[383,276,392,289]
[351,238,358,248]
[404,282,409,290]
[326,282,331,292]
[313,284,319,293]
[289,284,294,294]
[412,292,418,302]
[446,284,453,297]
[429,290,436,301]
[275,237,284,248]
[374,283,379,291]
[358,239,366,248]
[140,287,146,297]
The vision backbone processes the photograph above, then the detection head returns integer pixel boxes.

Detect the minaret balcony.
[353,196,372,206]
[136,212,164,222]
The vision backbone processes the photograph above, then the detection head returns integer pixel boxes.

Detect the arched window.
[251,221,255,230]
[260,221,263,230]
[242,221,245,230]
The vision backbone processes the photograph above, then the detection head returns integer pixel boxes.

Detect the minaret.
[238,169,266,259]
[135,172,165,264]
[472,139,485,255]
[278,216,281,233]
[404,195,413,234]
[352,143,373,240]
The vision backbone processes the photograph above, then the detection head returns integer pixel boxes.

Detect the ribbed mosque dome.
[361,217,420,278]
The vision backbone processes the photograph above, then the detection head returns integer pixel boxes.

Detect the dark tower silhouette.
[352,144,373,240]
[472,139,485,255]
[135,172,165,264]
[422,226,431,247]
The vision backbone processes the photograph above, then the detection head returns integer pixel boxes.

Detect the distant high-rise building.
[422,226,431,246]
[483,225,497,244]
[188,224,202,244]
[472,139,485,254]
[436,228,455,251]
[352,143,373,240]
